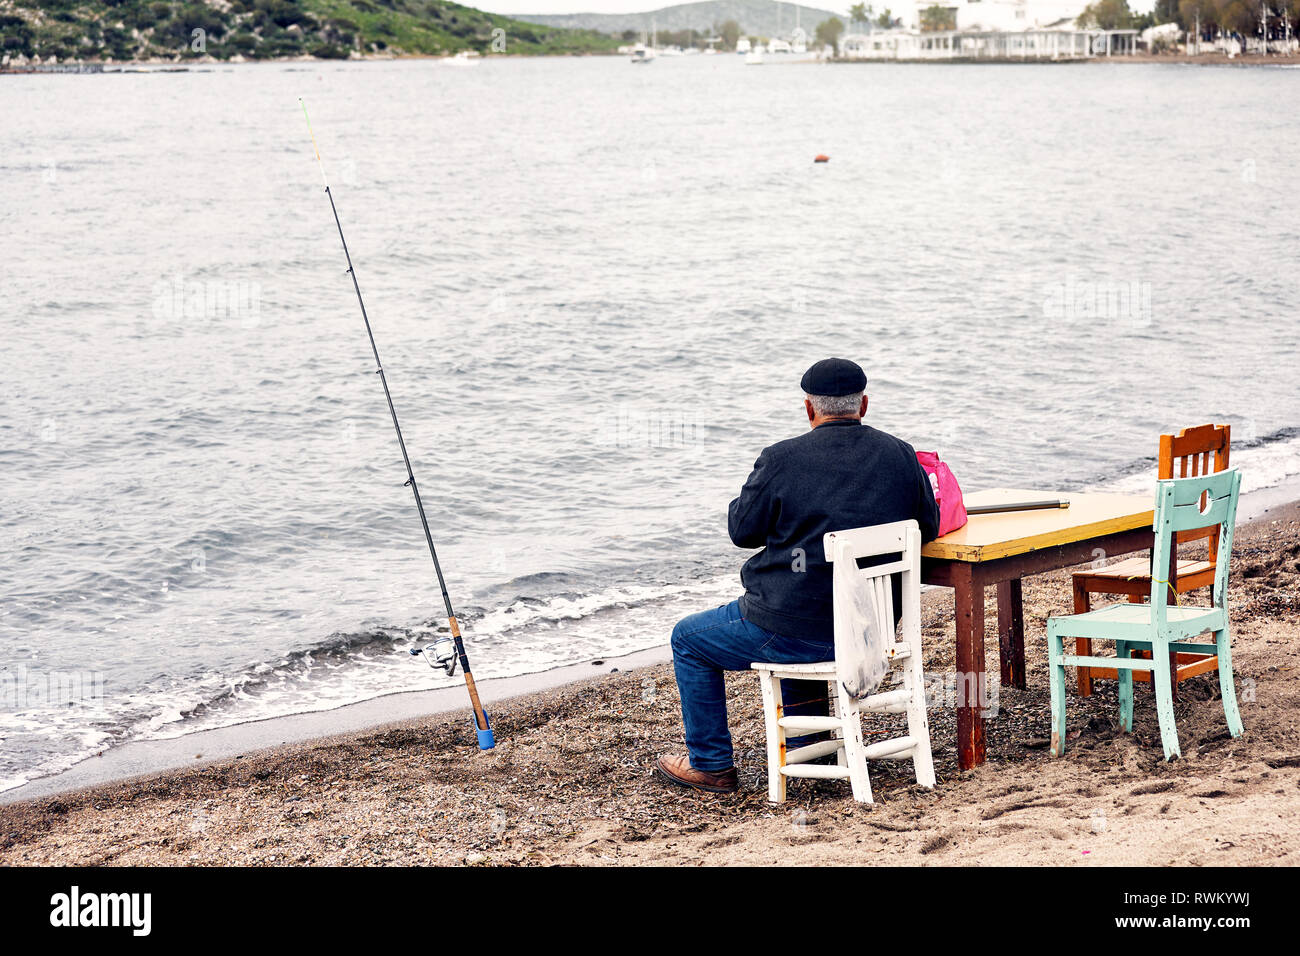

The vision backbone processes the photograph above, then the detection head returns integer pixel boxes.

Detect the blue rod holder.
[475,711,495,750]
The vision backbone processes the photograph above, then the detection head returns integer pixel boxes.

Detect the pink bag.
[916,451,968,537]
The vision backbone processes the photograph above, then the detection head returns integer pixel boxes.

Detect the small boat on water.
[442,50,481,67]
[745,49,763,65]
[631,21,657,64]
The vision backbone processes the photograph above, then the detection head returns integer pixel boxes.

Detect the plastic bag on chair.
[832,539,889,700]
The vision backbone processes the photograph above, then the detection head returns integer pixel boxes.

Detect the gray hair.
[806,391,863,418]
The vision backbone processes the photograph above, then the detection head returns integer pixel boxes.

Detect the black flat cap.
[800,358,867,397]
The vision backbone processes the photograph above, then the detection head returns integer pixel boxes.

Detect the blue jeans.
[670,600,833,772]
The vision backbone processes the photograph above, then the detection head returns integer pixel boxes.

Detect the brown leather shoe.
[656,753,738,793]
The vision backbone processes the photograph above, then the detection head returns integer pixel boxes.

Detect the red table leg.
[953,562,986,770]
[997,578,1026,690]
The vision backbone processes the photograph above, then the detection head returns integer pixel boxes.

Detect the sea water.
[2,57,1298,790]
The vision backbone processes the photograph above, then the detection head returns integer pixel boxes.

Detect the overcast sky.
[477,0,1154,19]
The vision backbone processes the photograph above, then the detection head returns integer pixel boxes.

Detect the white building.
[840,25,1138,59]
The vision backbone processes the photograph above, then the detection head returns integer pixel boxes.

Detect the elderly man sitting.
[656,358,941,793]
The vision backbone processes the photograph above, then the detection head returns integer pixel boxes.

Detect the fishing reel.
[410,634,458,677]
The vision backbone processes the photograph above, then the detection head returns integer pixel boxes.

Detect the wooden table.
[920,488,1154,770]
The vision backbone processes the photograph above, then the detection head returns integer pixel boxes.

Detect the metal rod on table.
[966,499,1071,516]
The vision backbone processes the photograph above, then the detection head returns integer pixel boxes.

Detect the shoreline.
[2,491,1295,864]
[4,475,1299,812]
[0,52,619,75]
[832,52,1300,66]
[0,645,671,805]
[7,51,1300,75]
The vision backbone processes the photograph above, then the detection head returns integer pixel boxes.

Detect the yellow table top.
[920,488,1154,563]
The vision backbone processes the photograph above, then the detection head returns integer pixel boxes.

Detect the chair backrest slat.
[1150,470,1241,626]
[881,576,895,638]
[871,576,886,642]
[1158,423,1230,559]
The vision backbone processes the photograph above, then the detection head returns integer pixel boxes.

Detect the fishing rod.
[300,98,493,750]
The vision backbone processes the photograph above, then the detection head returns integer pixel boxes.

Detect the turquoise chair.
[1047,469,1243,761]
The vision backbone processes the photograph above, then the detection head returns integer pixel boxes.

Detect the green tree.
[848,3,870,27]
[1154,0,1181,21]
[1178,0,1218,33]
[718,18,740,50]
[920,4,957,30]
[876,8,895,27]
[1076,0,1133,27]
[0,14,34,56]
[1214,0,1257,38]
[814,16,845,53]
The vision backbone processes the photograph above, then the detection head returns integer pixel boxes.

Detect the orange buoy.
[814,154,829,163]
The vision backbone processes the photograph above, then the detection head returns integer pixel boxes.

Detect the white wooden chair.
[751,519,936,804]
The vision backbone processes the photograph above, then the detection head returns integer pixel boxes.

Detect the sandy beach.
[2,497,1298,867]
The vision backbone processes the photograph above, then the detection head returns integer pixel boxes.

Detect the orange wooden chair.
[1072,424,1230,696]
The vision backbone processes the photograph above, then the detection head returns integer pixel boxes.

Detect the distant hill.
[0,0,621,63]
[514,0,842,37]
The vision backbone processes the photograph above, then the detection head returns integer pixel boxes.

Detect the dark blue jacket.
[728,419,941,643]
